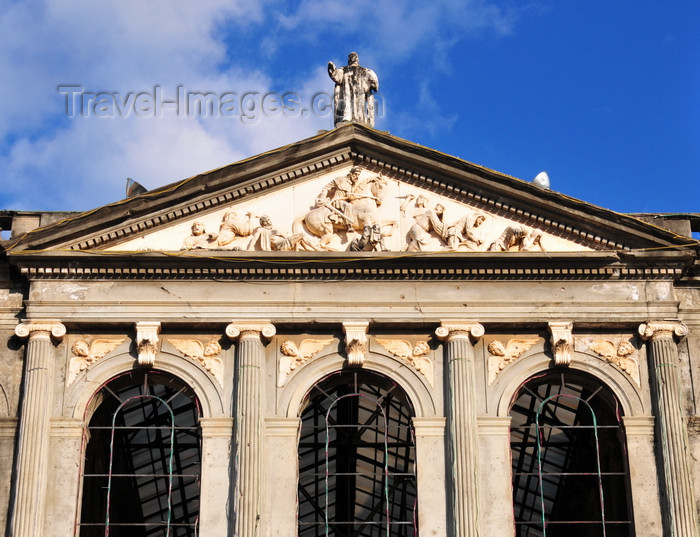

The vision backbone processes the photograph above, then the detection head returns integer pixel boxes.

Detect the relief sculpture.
[586,339,640,387]
[217,210,257,249]
[68,338,125,385]
[487,338,538,385]
[446,212,486,250]
[172,166,576,253]
[247,215,312,251]
[406,203,447,252]
[488,225,543,252]
[295,166,396,250]
[278,339,333,386]
[376,339,434,387]
[168,339,225,388]
[181,221,218,250]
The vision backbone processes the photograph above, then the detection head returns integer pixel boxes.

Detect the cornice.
[7,124,693,254]
[8,250,693,282]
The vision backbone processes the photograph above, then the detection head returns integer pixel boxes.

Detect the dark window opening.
[79,371,201,537]
[510,371,633,537]
[298,370,418,537]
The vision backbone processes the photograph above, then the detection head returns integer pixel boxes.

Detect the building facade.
[1,123,699,536]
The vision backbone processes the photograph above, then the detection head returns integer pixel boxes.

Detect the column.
[11,320,66,537]
[639,321,699,537]
[198,417,235,535]
[477,417,515,536]
[436,321,484,537]
[226,322,275,537]
[413,417,448,536]
[623,416,664,536]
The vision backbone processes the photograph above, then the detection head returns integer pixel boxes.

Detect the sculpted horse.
[294,173,396,250]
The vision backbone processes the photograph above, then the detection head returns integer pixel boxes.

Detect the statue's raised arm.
[327,52,379,128]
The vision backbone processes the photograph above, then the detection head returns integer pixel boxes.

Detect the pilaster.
[623,416,664,536]
[198,417,235,536]
[11,320,66,537]
[226,322,275,537]
[436,321,484,537]
[413,417,448,537]
[477,416,515,536]
[45,418,84,537]
[639,321,699,537]
[265,418,301,537]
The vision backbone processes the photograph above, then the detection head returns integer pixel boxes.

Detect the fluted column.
[11,320,66,537]
[436,321,484,537]
[639,321,699,537]
[226,321,275,537]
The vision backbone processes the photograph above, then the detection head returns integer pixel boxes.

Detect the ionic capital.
[638,321,688,342]
[226,322,276,342]
[15,320,66,342]
[435,321,484,343]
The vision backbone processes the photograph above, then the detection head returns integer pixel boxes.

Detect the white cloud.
[0,0,330,210]
[275,0,519,63]
[0,0,526,211]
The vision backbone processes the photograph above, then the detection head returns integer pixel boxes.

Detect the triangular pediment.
[102,163,593,254]
[7,124,692,255]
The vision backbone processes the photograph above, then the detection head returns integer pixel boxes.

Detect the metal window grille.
[510,372,633,537]
[79,371,201,537]
[298,371,418,537]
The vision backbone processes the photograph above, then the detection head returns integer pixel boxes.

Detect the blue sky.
[1,1,698,226]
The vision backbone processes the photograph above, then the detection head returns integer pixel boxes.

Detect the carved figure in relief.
[486,338,538,385]
[297,167,393,250]
[68,338,125,385]
[247,215,308,251]
[350,224,387,252]
[328,52,379,127]
[278,339,333,385]
[406,204,447,252]
[588,339,640,386]
[169,339,224,388]
[399,193,429,217]
[488,225,544,252]
[181,221,218,250]
[446,212,486,250]
[217,210,256,248]
[376,339,434,387]
[316,166,363,232]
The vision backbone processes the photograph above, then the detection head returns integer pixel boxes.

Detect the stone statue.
[181,221,218,250]
[328,52,379,127]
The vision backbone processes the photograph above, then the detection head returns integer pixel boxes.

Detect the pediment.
[8,124,690,255]
[103,163,592,254]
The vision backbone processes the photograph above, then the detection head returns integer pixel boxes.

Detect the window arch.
[509,371,634,537]
[297,370,418,536]
[78,370,202,537]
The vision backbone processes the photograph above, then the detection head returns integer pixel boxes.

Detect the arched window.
[509,371,633,537]
[78,371,201,537]
[298,370,418,537]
